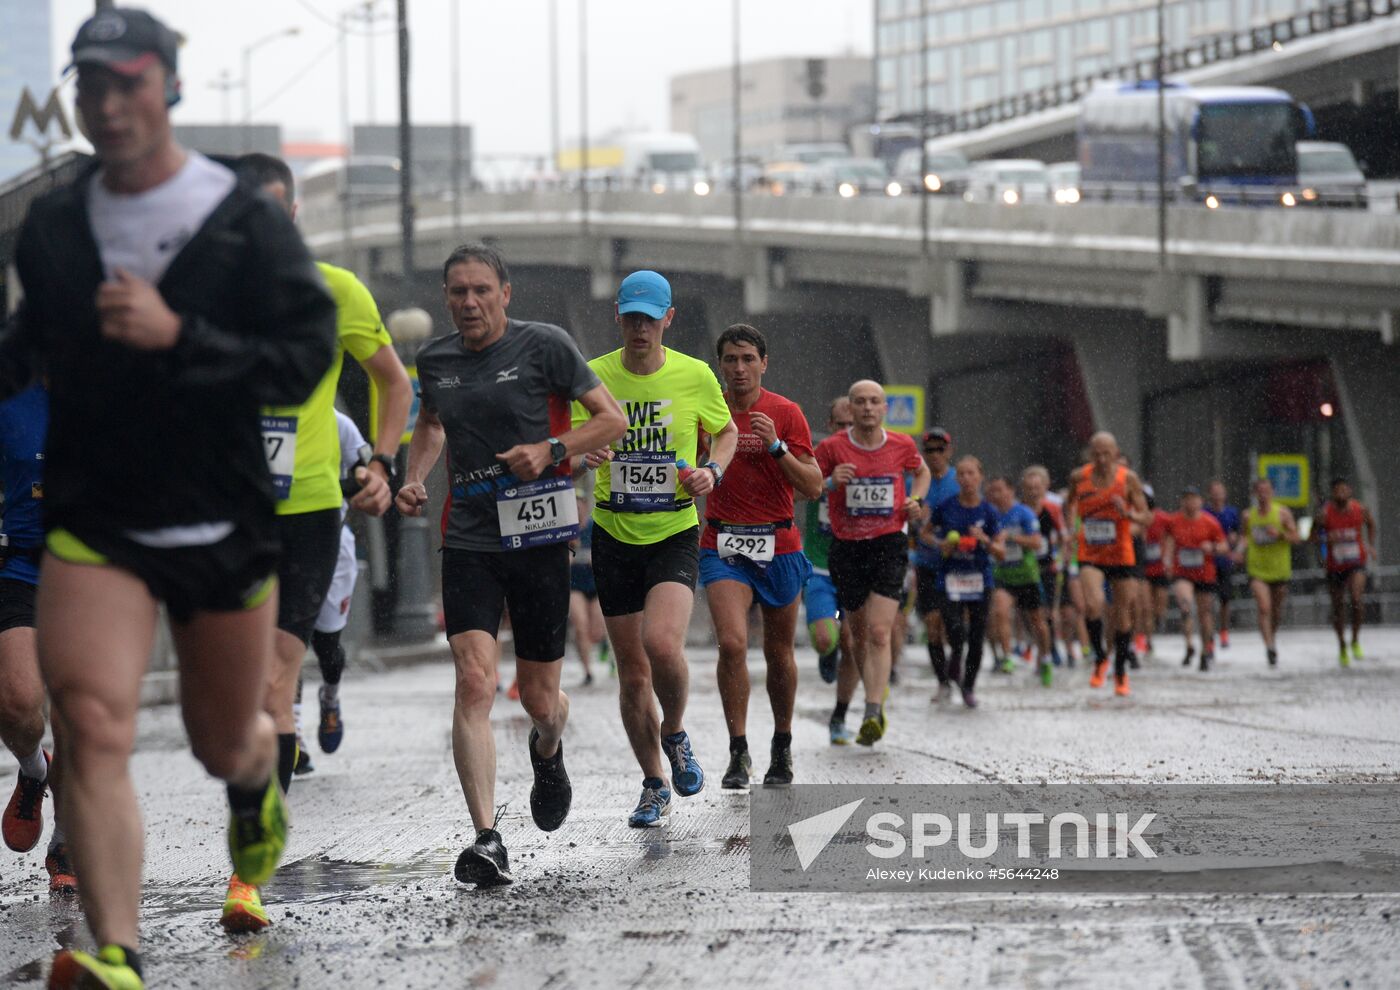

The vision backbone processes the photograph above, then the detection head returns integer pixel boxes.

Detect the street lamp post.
[919,0,930,258]
[397,0,413,282]
[241,26,299,152]
[1156,0,1167,268]
[209,69,240,127]
[579,0,589,234]
[732,0,741,242]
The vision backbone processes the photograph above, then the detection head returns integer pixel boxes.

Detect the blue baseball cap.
[616,270,672,320]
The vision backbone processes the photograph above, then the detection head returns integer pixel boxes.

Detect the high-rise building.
[875,0,1313,120]
[0,1,57,182]
[671,56,874,162]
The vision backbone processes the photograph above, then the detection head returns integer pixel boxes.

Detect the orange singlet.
[1075,464,1136,568]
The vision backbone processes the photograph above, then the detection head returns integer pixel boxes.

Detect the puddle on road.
[265,855,449,901]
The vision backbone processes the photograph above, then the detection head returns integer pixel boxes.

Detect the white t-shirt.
[334,409,369,522]
[88,151,236,284]
[90,151,239,547]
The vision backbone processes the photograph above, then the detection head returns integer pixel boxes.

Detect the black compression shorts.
[590,525,700,618]
[0,578,36,634]
[275,509,343,643]
[829,533,909,613]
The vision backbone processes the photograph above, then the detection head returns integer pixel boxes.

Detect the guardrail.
[915,0,1399,137]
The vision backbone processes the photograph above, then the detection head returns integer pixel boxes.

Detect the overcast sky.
[50,0,873,157]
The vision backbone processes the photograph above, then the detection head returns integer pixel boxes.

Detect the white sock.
[18,745,46,781]
[320,682,340,703]
[49,821,66,848]
[293,703,304,738]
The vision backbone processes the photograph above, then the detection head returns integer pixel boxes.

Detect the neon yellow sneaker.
[1339,648,1351,668]
[49,945,143,989]
[1351,641,1363,662]
[228,778,287,888]
[220,873,271,933]
[856,711,887,747]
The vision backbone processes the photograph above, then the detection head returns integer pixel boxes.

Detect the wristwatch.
[548,437,568,466]
[768,438,789,460]
[705,460,724,486]
[369,453,397,483]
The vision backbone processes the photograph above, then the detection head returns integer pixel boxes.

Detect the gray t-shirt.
[416,320,600,551]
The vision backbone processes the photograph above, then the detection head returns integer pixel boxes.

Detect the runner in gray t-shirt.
[416,318,601,551]
[397,244,625,888]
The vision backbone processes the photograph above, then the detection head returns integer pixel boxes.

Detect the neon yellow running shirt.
[572,347,731,546]
[263,262,391,515]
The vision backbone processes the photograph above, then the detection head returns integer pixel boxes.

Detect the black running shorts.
[275,509,343,643]
[590,525,700,618]
[441,544,571,661]
[829,532,909,613]
[0,578,36,633]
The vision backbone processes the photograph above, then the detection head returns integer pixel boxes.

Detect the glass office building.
[0,0,55,182]
[875,0,1313,119]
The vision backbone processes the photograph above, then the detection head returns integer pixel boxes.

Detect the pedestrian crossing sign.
[884,386,925,436]
[1257,454,1309,508]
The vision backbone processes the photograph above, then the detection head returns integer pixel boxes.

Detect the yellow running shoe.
[48,945,143,989]
[855,711,887,747]
[1339,648,1351,668]
[228,778,287,888]
[1351,641,1363,662]
[221,873,270,933]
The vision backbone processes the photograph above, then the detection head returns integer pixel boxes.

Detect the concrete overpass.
[302,190,1400,560]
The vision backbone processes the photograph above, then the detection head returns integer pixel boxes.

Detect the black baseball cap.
[68,7,179,77]
[922,427,952,449]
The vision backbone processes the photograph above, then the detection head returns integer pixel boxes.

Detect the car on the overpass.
[1294,141,1367,208]
[1049,162,1081,204]
[888,147,970,197]
[963,159,1051,205]
[814,157,894,198]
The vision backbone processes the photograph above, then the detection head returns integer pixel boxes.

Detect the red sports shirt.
[1321,499,1367,571]
[1166,511,1225,584]
[702,389,814,555]
[814,428,922,541]
[1143,508,1173,578]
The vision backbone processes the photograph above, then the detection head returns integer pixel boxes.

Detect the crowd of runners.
[0,8,1386,988]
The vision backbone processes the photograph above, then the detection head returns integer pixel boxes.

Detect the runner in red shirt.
[1141,495,1174,660]
[699,325,822,791]
[1163,486,1227,671]
[1312,477,1377,666]
[814,380,930,747]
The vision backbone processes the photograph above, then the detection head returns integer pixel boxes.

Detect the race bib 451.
[497,475,579,550]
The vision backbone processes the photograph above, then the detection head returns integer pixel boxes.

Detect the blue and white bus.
[1078,82,1315,206]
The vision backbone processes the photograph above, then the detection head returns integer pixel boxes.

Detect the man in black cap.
[1,8,336,988]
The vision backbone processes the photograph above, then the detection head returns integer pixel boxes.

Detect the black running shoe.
[293,736,314,775]
[528,729,572,832]
[455,828,512,887]
[818,649,838,684]
[1267,648,1278,667]
[1182,647,1196,668]
[1199,650,1214,672]
[721,750,752,792]
[762,741,793,788]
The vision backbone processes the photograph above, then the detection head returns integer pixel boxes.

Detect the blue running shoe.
[628,778,672,828]
[661,731,704,797]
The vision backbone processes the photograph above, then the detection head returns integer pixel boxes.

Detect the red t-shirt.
[701,389,814,555]
[1166,511,1225,584]
[1322,499,1367,571]
[814,428,922,541]
[1143,509,1172,578]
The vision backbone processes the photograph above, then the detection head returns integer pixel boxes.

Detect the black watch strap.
[369,453,397,481]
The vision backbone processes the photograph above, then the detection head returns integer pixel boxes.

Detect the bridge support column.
[1072,323,1152,468]
[1329,343,1399,561]
[1166,276,1212,361]
[931,261,967,336]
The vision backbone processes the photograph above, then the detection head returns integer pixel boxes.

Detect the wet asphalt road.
[2,625,1398,989]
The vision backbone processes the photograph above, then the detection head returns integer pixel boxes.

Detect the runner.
[1021,466,1070,668]
[1242,476,1299,667]
[573,270,737,826]
[700,325,820,791]
[987,475,1051,686]
[0,381,75,896]
[1163,486,1228,672]
[1142,493,1174,659]
[913,428,961,699]
[816,380,930,741]
[1204,480,1243,650]
[923,458,1003,707]
[1063,432,1150,696]
[8,10,338,985]
[568,478,606,686]
[399,243,626,879]
[801,397,859,744]
[1313,477,1376,667]
[219,153,412,932]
